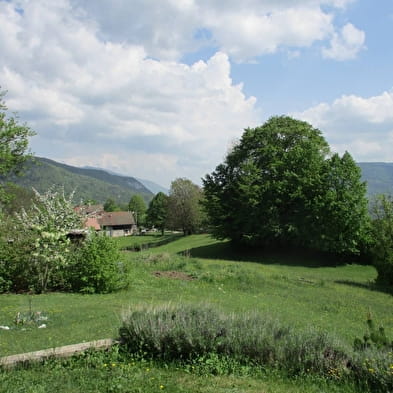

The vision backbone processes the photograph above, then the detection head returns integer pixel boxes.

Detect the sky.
[1,0,393,188]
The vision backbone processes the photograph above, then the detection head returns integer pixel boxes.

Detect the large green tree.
[103,198,121,212]
[167,178,204,235]
[203,116,369,254]
[128,194,147,226]
[0,90,35,208]
[370,194,393,285]
[146,192,168,235]
[310,152,370,254]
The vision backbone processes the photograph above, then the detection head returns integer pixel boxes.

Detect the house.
[75,205,137,237]
[97,211,137,237]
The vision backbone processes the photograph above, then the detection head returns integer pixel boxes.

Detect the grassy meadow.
[1,233,392,392]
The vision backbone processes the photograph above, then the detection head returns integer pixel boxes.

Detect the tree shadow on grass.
[122,233,182,251]
[185,241,352,268]
[335,279,393,296]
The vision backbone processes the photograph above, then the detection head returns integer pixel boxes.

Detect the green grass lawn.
[0,347,360,393]
[1,234,392,392]
[1,234,392,355]
[0,353,360,393]
[114,232,182,250]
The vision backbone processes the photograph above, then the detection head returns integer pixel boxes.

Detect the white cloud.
[0,0,369,185]
[0,1,259,186]
[67,0,360,62]
[204,6,334,61]
[322,23,366,60]
[292,90,393,161]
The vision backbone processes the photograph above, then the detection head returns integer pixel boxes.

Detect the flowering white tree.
[15,187,82,292]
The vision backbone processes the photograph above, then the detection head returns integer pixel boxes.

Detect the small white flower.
[38,324,47,329]
[0,325,10,330]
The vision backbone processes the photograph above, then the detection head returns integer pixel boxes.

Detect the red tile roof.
[84,217,101,230]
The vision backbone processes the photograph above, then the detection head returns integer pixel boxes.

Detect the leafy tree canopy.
[0,90,35,207]
[203,116,369,255]
[104,198,121,212]
[14,187,82,292]
[146,192,168,234]
[370,194,393,285]
[167,178,204,235]
[128,194,147,226]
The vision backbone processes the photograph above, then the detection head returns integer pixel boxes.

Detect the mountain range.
[6,157,157,206]
[358,162,393,198]
[3,158,393,206]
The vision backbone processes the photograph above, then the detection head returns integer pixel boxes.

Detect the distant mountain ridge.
[358,162,393,198]
[6,157,154,205]
[3,158,392,205]
[83,166,168,194]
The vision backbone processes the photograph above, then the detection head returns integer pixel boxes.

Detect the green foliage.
[120,304,347,374]
[0,219,35,292]
[13,187,82,293]
[309,152,370,254]
[0,183,35,215]
[0,347,362,393]
[370,195,393,285]
[0,90,35,208]
[67,233,126,294]
[203,116,370,255]
[103,197,121,212]
[128,194,147,226]
[0,187,126,295]
[167,178,204,235]
[119,304,393,391]
[354,317,393,351]
[146,192,168,234]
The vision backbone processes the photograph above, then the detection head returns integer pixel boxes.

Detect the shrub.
[67,232,127,294]
[0,217,38,292]
[119,304,393,392]
[119,304,349,374]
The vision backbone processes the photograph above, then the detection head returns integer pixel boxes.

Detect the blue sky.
[1,0,392,188]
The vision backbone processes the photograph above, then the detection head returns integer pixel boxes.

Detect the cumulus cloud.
[322,23,366,60]
[0,0,259,186]
[292,91,393,161]
[68,0,360,62]
[0,0,368,186]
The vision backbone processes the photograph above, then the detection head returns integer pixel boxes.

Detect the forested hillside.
[6,157,153,205]
[358,162,393,197]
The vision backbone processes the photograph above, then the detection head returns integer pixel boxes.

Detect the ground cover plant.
[1,234,393,392]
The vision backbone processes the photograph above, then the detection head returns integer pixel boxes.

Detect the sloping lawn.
[1,234,392,392]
